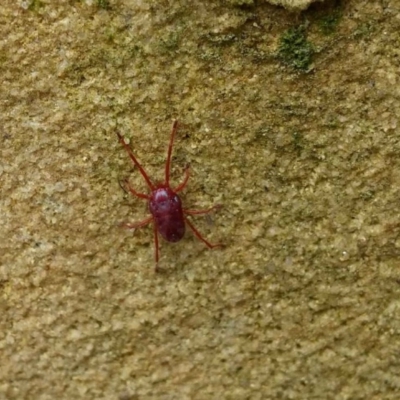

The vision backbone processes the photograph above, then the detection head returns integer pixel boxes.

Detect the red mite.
[116,120,222,269]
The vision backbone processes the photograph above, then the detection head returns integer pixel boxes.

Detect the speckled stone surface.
[1,0,400,399]
[266,0,325,11]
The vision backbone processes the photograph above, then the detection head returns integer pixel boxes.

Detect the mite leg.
[184,217,223,249]
[174,165,190,193]
[183,204,222,216]
[120,216,153,230]
[116,131,155,190]
[120,178,149,200]
[153,223,160,272]
[165,120,179,186]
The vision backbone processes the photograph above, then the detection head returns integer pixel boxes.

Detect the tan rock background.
[1,0,400,399]
[266,0,325,11]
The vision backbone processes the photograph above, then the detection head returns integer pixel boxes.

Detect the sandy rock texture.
[1,0,400,399]
[266,0,325,11]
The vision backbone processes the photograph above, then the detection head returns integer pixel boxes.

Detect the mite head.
[149,186,182,216]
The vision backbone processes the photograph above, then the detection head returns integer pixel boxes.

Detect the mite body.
[116,120,221,269]
[149,186,185,243]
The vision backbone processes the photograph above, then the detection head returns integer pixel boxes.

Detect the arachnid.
[116,120,222,270]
